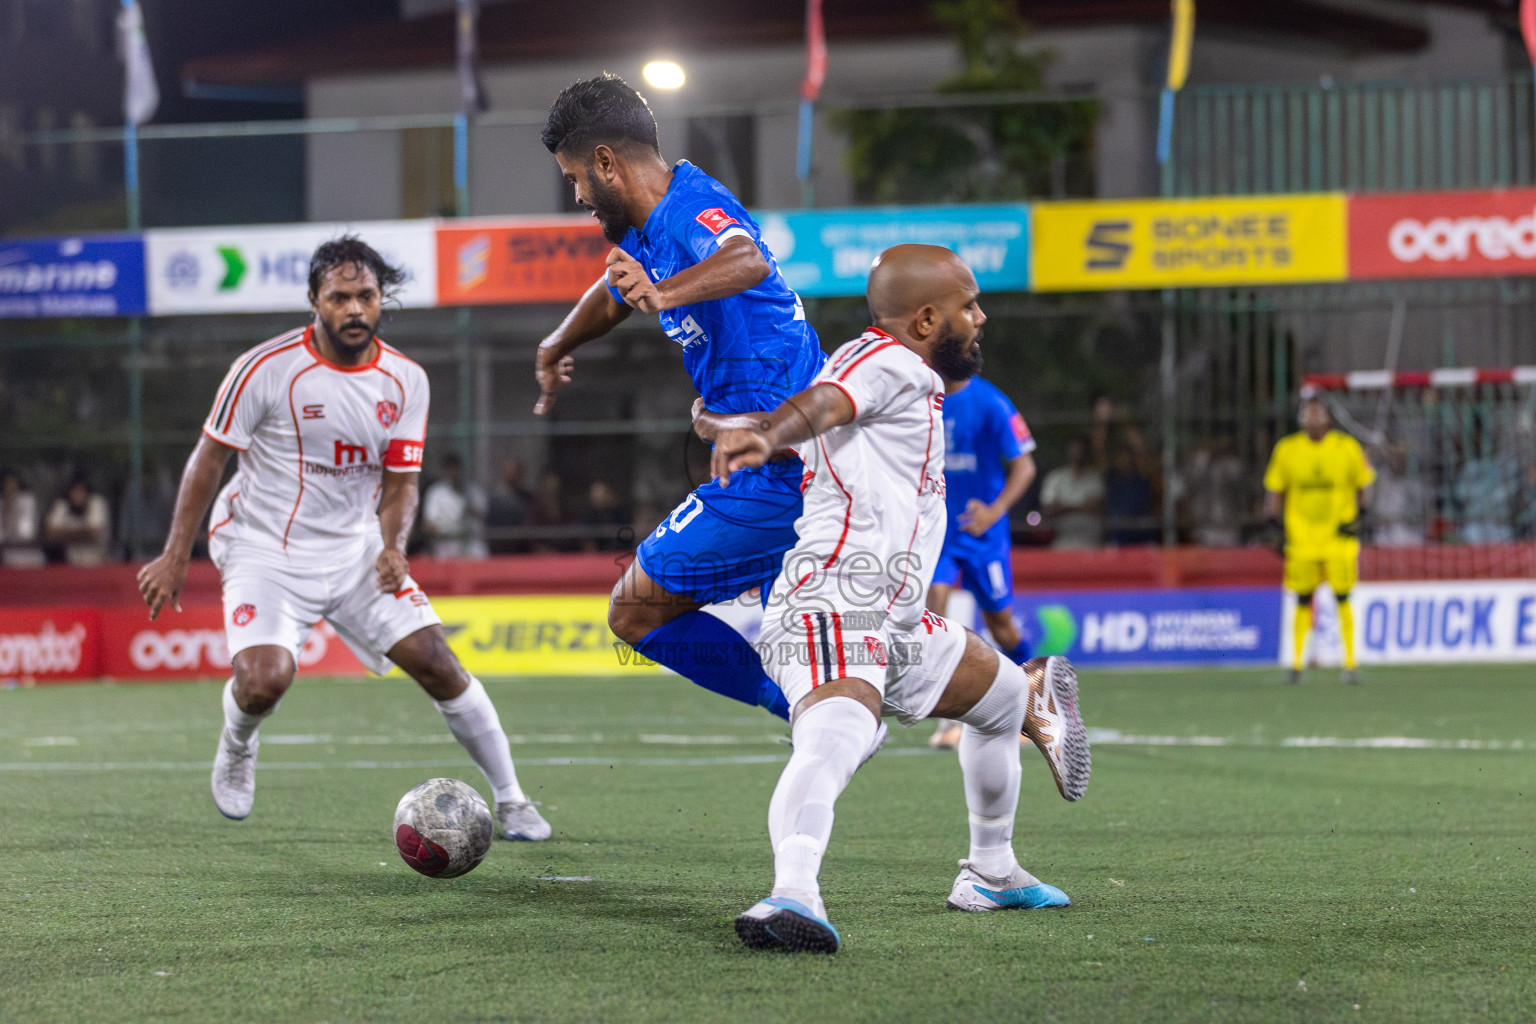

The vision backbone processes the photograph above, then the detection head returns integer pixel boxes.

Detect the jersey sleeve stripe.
[209,329,304,429]
[826,336,878,375]
[215,340,305,434]
[834,340,902,382]
[279,361,322,550]
[201,423,248,452]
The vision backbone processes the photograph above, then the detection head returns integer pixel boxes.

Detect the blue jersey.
[609,160,824,414]
[942,377,1035,556]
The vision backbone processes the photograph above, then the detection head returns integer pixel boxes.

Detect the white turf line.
[0,730,1531,772]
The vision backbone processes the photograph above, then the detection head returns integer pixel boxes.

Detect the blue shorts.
[934,544,1015,613]
[636,458,804,607]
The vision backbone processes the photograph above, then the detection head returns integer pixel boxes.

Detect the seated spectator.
[526,470,569,553]
[486,457,534,555]
[1102,431,1160,546]
[1455,452,1516,545]
[1181,439,1247,548]
[0,468,44,567]
[1040,435,1104,549]
[44,472,111,566]
[1373,442,1426,547]
[421,454,488,559]
[1516,463,1536,541]
[579,479,632,552]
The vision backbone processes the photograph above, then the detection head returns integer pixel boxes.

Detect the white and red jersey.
[203,326,428,567]
[775,328,947,631]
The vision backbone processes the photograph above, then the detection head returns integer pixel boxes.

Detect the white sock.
[434,677,527,804]
[956,658,1030,881]
[222,677,273,748]
[767,696,878,913]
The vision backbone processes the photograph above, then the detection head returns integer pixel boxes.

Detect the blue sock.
[1005,638,1033,664]
[633,611,790,720]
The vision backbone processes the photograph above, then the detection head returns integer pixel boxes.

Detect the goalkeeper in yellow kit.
[1262,396,1376,684]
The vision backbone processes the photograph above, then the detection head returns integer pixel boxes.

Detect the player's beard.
[320,315,378,359]
[584,169,631,244]
[932,324,983,383]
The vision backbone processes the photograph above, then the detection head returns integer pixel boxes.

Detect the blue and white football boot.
[946,860,1071,912]
[735,895,841,953]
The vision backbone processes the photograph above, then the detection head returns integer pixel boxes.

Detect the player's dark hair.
[541,74,660,157]
[307,236,407,303]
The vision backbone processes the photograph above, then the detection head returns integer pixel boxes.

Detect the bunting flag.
[796,0,826,182]
[117,0,159,125]
[457,0,488,115]
[1157,0,1194,167]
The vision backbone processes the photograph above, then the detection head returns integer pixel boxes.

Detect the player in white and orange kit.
[137,237,549,841]
[712,245,1092,953]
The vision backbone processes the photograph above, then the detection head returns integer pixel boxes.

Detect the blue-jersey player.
[927,374,1037,747]
[534,75,823,719]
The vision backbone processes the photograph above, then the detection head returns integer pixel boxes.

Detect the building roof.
[182,0,1507,86]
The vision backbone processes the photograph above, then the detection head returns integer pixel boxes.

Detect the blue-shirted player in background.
[927,374,1037,749]
[534,75,823,719]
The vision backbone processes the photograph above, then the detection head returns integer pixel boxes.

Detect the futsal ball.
[393,778,494,878]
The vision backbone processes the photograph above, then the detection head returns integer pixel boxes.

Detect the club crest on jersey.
[694,208,739,234]
[863,635,888,668]
[376,400,400,427]
[232,604,256,627]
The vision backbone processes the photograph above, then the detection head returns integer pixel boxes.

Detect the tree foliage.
[837,0,1099,203]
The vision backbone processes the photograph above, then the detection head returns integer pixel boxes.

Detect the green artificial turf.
[2,665,1533,1023]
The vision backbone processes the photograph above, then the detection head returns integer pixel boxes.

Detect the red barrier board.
[1349,188,1536,280]
[97,606,367,680]
[0,606,101,682]
[437,220,610,306]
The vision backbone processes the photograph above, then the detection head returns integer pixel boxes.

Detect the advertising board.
[0,235,146,318]
[1348,188,1536,280]
[146,220,437,314]
[436,218,610,306]
[97,607,367,679]
[0,607,100,683]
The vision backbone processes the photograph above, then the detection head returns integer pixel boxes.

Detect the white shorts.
[758,603,967,727]
[217,537,441,676]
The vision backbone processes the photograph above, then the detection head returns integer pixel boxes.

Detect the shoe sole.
[1023,656,1091,802]
[735,908,839,953]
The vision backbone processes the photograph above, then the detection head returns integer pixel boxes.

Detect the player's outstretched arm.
[534,276,631,415]
[376,470,419,593]
[711,383,855,487]
[608,235,768,316]
[137,434,234,620]
[691,398,771,443]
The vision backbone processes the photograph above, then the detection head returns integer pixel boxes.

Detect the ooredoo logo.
[0,622,88,676]
[232,603,256,627]
[1387,209,1536,264]
[131,629,231,672]
[1349,189,1536,280]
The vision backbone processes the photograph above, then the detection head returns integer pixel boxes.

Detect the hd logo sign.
[1031,194,1347,291]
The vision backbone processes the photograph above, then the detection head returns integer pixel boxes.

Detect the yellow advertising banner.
[1031,193,1348,291]
[395,595,662,677]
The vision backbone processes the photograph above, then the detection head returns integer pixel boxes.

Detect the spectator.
[421,454,488,559]
[44,472,111,566]
[486,457,534,555]
[1455,449,1516,545]
[579,479,632,552]
[1102,433,1159,546]
[526,470,568,553]
[1519,464,1536,541]
[1181,439,1247,547]
[1372,442,1427,547]
[1040,434,1104,549]
[0,468,43,567]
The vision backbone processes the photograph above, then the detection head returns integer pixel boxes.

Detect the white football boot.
[495,800,552,841]
[1021,656,1091,801]
[210,729,257,820]
[947,859,1071,912]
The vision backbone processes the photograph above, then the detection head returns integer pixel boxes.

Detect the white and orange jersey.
[773,328,947,631]
[203,325,428,566]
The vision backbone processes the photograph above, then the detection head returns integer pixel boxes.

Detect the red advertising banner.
[98,606,368,680]
[0,607,101,682]
[1349,188,1536,280]
[436,219,610,306]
